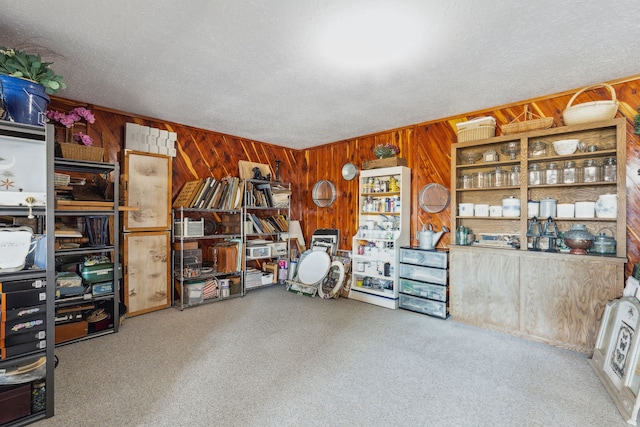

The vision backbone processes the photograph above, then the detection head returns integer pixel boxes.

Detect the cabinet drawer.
[399,294,448,319]
[398,263,447,285]
[399,248,448,268]
[399,278,447,302]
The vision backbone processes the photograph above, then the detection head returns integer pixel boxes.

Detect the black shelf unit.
[52,157,120,345]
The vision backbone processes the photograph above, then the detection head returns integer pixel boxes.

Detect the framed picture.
[589,296,640,425]
[289,237,302,260]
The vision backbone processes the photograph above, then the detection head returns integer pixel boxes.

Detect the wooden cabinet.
[449,118,627,353]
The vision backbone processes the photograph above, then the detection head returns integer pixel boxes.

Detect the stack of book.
[172,176,244,210]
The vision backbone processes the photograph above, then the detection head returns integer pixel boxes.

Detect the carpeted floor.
[35,285,629,426]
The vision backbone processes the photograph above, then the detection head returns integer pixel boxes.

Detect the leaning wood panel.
[123,231,171,316]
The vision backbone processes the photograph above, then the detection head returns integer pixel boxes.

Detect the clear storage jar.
[528,164,542,185]
[582,159,601,183]
[489,167,507,187]
[472,171,489,188]
[509,165,521,186]
[561,161,578,184]
[602,157,617,181]
[459,173,472,189]
[529,141,548,158]
[544,162,560,185]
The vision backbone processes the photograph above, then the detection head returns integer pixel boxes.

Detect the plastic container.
[185,281,205,305]
[539,197,557,218]
[474,204,489,217]
[574,201,596,218]
[502,197,521,217]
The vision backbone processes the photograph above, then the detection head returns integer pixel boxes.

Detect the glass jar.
[582,159,601,183]
[529,141,548,158]
[472,171,489,188]
[602,157,617,181]
[561,161,578,184]
[544,162,560,185]
[489,167,507,187]
[528,164,542,185]
[509,165,521,186]
[459,173,472,189]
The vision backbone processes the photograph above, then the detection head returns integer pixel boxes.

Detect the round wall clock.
[341,163,358,181]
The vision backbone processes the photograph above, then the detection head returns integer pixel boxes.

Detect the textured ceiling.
[1,0,640,149]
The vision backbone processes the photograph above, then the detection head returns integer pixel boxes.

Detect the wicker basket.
[501,105,554,134]
[563,83,619,125]
[457,125,495,143]
[59,142,105,162]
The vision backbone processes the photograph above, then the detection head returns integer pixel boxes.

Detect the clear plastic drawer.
[399,278,447,302]
[399,294,448,319]
[399,248,448,268]
[398,263,447,285]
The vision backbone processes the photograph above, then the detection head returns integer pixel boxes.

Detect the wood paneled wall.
[47,98,303,221]
[302,77,640,278]
[50,75,640,278]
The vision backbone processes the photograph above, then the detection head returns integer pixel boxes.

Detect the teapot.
[416,224,448,250]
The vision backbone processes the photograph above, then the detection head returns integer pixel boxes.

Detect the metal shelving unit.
[0,122,54,425]
[171,207,244,309]
[52,158,120,345]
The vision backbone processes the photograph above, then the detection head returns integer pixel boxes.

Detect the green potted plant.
[0,45,66,126]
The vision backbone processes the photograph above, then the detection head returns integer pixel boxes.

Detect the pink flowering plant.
[46,107,95,146]
[374,143,400,158]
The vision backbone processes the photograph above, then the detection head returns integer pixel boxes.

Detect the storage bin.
[399,248,447,269]
[246,246,271,259]
[398,263,447,285]
[184,281,205,305]
[1,288,47,310]
[399,294,448,319]
[399,278,447,302]
[173,218,205,237]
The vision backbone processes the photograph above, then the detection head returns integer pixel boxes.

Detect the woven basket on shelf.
[457,125,495,143]
[59,142,105,162]
[563,83,619,125]
[501,105,554,134]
